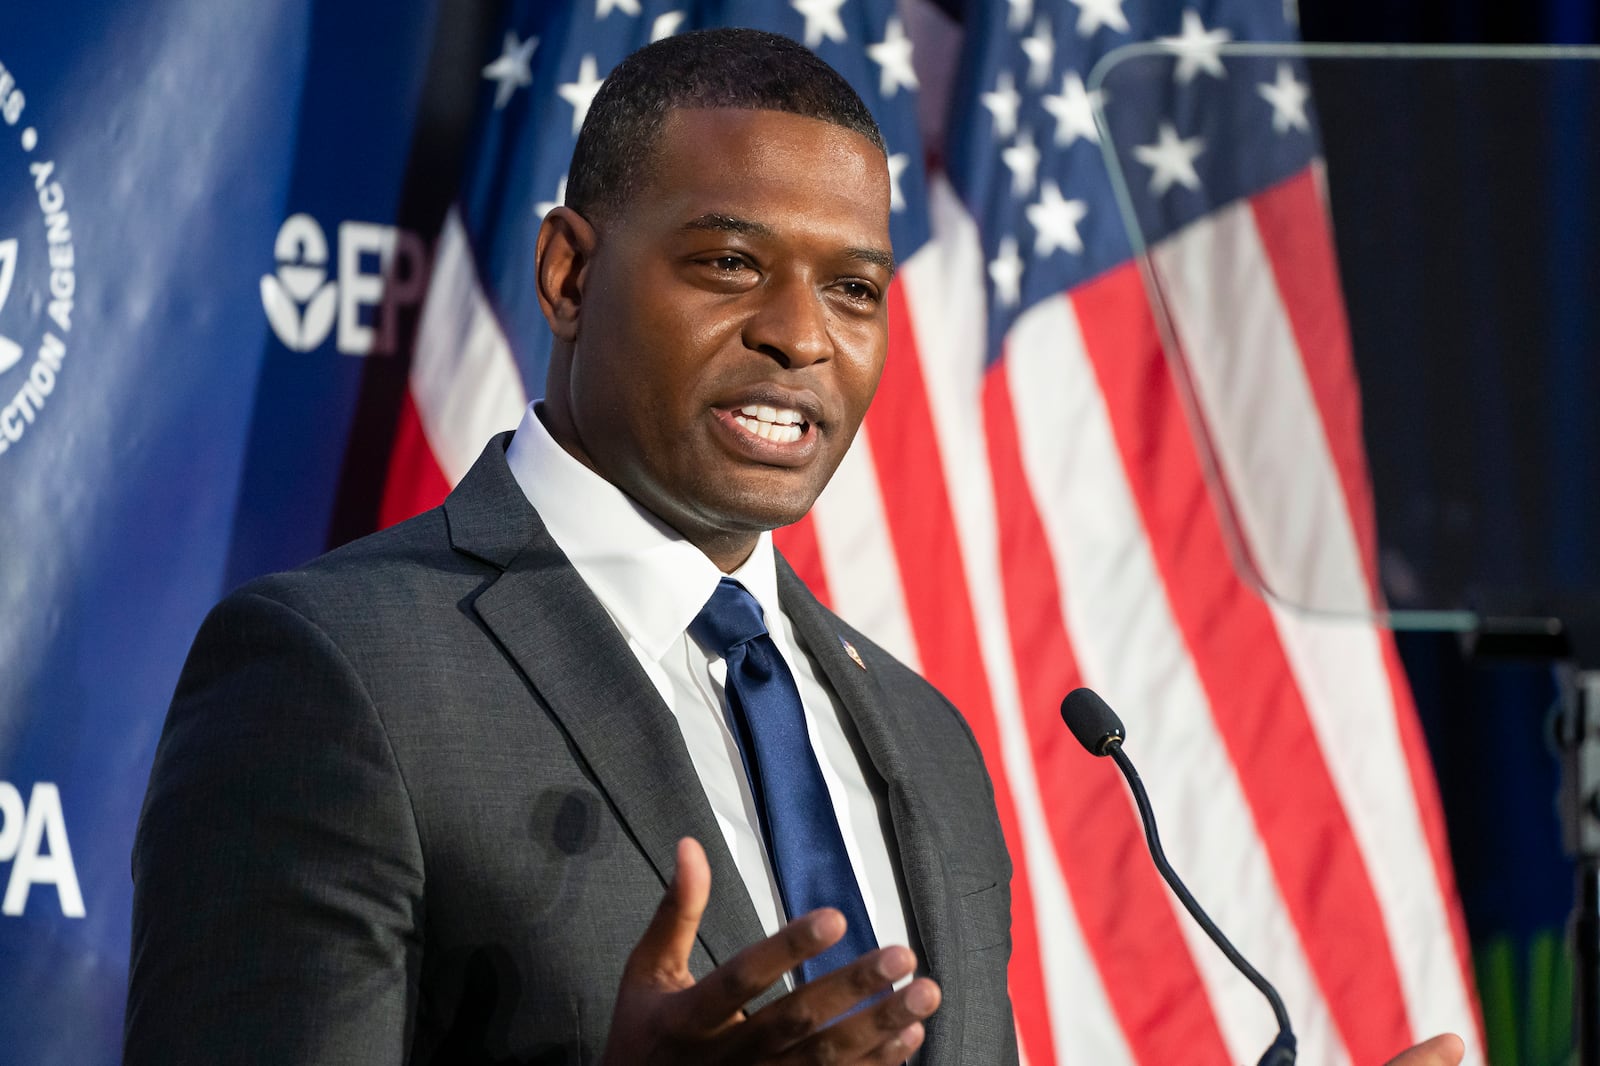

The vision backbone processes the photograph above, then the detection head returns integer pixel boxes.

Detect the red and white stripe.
[385,167,1482,1064]
[379,208,526,529]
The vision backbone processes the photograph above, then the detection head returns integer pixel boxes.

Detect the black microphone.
[1060,687,1297,1066]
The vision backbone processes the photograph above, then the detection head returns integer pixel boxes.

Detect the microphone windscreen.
[1060,688,1126,756]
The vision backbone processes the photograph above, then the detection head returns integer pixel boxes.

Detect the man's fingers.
[1383,1032,1466,1066]
[836,1015,928,1066]
[672,906,849,1025]
[735,948,939,1061]
[767,972,939,1064]
[623,838,712,987]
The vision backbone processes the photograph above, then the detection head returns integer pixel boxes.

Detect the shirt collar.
[504,402,781,660]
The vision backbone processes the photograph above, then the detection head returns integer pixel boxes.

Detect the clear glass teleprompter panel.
[1090,44,1600,647]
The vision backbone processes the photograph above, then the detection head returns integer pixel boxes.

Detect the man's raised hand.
[599,838,941,1065]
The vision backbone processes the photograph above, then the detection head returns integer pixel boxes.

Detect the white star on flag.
[1258,62,1311,133]
[791,0,848,48]
[1159,9,1232,84]
[981,69,1022,141]
[1134,121,1205,196]
[596,0,641,16]
[536,175,568,220]
[988,235,1025,306]
[481,31,538,110]
[650,11,687,42]
[1067,0,1130,38]
[887,152,909,213]
[1042,71,1102,147]
[867,17,918,97]
[1006,0,1034,31]
[1021,17,1056,87]
[558,55,606,135]
[1026,180,1088,256]
[1002,127,1041,197]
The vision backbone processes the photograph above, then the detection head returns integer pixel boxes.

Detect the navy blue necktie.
[690,577,878,982]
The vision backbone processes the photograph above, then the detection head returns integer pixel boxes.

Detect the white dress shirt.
[504,403,913,972]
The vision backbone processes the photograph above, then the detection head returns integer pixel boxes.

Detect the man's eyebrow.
[843,246,896,275]
[681,213,896,275]
[681,213,775,238]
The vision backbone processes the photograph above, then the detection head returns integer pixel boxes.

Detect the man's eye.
[838,281,878,302]
[709,256,748,272]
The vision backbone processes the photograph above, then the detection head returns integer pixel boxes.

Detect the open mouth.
[730,403,808,444]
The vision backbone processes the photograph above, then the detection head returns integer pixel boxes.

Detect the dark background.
[1297,0,1597,1061]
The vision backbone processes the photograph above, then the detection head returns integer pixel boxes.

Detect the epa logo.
[0,782,83,918]
[261,213,430,355]
[0,55,77,460]
[0,236,20,373]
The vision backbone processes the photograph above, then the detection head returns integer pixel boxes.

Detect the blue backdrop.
[0,5,474,1061]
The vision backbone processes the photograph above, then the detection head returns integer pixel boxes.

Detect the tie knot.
[690,578,769,656]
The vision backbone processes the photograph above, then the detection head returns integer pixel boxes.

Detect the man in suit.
[127,28,1013,1065]
[126,26,1467,1066]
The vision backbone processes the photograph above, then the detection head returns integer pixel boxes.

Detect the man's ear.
[535,206,597,343]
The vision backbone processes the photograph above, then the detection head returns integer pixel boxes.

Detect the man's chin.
[621,460,832,551]
[681,488,822,544]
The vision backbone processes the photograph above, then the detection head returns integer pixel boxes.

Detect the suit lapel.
[444,437,771,985]
[776,559,959,1061]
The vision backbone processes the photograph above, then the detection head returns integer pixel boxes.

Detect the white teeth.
[733,413,803,444]
[731,403,805,445]
[737,403,803,426]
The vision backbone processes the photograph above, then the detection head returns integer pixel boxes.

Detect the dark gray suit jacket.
[126,435,1017,1065]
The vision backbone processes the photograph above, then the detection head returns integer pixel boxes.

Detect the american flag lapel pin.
[840,636,867,671]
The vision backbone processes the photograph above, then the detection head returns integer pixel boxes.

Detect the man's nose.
[742,273,833,369]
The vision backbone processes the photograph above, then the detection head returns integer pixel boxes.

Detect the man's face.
[543,107,893,567]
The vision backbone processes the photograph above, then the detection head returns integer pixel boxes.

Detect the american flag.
[379,1,1484,1062]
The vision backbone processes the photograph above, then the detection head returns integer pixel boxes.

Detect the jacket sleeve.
[125,587,425,1065]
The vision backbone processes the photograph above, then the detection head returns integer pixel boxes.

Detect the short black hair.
[565,27,886,223]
